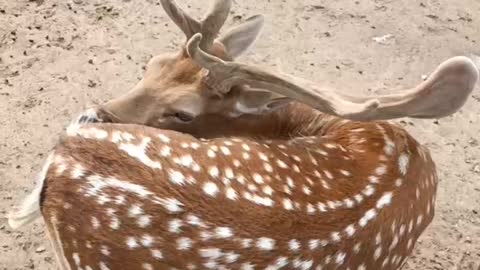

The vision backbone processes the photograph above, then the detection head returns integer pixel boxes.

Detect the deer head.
[92,0,479,139]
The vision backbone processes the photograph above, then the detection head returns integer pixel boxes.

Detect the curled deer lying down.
[8,0,479,269]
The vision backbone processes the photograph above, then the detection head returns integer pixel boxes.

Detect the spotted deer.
[8,0,479,270]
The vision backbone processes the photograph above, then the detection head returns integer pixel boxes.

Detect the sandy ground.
[1,0,479,269]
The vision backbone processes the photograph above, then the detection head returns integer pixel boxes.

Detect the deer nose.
[96,106,121,123]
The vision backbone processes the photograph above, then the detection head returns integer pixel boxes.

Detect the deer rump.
[10,121,437,270]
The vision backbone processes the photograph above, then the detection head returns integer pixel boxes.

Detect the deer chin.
[95,107,121,124]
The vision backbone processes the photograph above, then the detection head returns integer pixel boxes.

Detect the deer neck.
[196,103,342,140]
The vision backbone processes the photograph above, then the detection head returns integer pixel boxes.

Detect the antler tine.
[160,0,201,39]
[199,0,233,50]
[187,33,380,120]
[161,0,232,50]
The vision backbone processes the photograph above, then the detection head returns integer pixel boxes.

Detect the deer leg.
[44,218,73,270]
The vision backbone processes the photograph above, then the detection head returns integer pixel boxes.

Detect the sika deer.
[8,0,479,269]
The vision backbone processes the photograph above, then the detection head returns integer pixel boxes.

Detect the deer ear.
[234,88,293,115]
[218,15,264,59]
[361,56,479,120]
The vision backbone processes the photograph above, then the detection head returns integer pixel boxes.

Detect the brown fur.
[40,118,437,270]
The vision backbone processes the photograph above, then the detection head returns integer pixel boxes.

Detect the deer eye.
[173,112,195,123]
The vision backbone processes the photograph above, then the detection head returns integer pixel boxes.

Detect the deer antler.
[187,33,479,121]
[161,0,232,50]
[187,33,381,120]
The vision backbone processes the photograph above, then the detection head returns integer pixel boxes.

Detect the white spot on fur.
[395,178,403,187]
[283,199,294,210]
[215,227,233,238]
[91,216,100,229]
[191,142,200,149]
[71,163,86,179]
[207,149,216,158]
[331,232,341,242]
[258,152,269,161]
[128,204,143,217]
[169,219,183,233]
[158,134,170,143]
[262,185,274,196]
[302,186,312,195]
[376,192,393,209]
[266,256,288,270]
[345,224,356,237]
[262,162,273,172]
[276,159,288,169]
[141,235,154,247]
[389,235,399,251]
[168,170,186,185]
[225,252,240,263]
[375,165,387,175]
[200,248,222,259]
[309,239,319,250]
[353,242,361,254]
[340,169,351,176]
[354,194,364,203]
[416,214,423,226]
[374,246,382,260]
[142,263,153,270]
[177,155,195,168]
[324,170,333,179]
[99,262,110,270]
[72,253,81,266]
[362,185,375,197]
[155,197,184,213]
[286,177,295,188]
[177,237,192,250]
[185,215,204,228]
[344,198,355,208]
[398,154,409,175]
[220,146,231,155]
[335,252,346,265]
[293,258,313,269]
[253,173,264,184]
[256,237,275,251]
[118,137,162,169]
[137,215,151,228]
[359,209,377,227]
[151,249,163,260]
[203,182,219,197]
[306,203,316,214]
[99,246,110,257]
[126,237,139,249]
[317,202,327,212]
[110,217,120,230]
[288,239,300,251]
[241,238,253,248]
[226,187,238,200]
[241,262,255,270]
[160,145,171,157]
[209,166,220,178]
[369,175,379,184]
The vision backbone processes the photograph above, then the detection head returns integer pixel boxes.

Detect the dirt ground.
[1,0,479,269]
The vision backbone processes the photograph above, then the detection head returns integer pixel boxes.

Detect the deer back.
[39,120,437,270]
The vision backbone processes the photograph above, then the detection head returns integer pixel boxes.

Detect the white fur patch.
[398,154,409,175]
[118,137,162,169]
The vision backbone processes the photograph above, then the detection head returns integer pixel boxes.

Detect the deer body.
[8,0,478,269]
[38,110,436,270]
